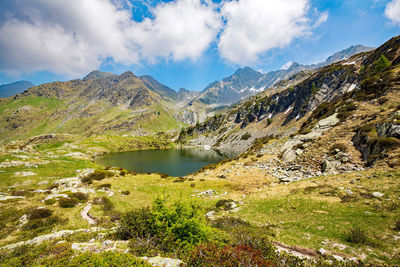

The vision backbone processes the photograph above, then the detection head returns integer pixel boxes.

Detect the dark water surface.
[96,148,232,177]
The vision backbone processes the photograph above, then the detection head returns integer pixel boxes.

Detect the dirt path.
[81,203,97,225]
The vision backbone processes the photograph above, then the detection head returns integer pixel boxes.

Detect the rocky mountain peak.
[82,70,116,81]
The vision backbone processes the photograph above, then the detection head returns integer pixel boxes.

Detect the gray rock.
[372,192,384,198]
[318,248,327,255]
[142,256,183,267]
[282,149,297,162]
[225,201,237,210]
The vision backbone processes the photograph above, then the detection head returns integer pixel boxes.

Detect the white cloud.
[281,61,293,70]
[314,11,329,28]
[218,0,314,65]
[385,0,400,25]
[126,0,222,61]
[0,0,221,76]
[0,0,326,76]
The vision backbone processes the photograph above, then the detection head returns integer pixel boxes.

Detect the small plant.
[68,192,88,202]
[100,196,114,212]
[59,197,79,208]
[27,208,52,220]
[241,132,251,140]
[157,172,169,179]
[374,54,391,73]
[215,199,235,210]
[329,143,348,154]
[173,177,186,183]
[81,170,114,183]
[97,183,112,189]
[395,218,400,231]
[346,227,366,244]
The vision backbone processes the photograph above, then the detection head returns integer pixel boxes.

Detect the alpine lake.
[96,148,236,177]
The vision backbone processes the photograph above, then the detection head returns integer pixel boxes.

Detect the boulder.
[141,256,183,267]
[372,192,384,198]
[282,149,297,162]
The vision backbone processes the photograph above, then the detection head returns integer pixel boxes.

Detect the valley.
[0,36,399,266]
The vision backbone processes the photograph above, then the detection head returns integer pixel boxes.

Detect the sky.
[0,0,399,91]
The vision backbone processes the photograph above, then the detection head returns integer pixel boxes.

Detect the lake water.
[96,148,232,177]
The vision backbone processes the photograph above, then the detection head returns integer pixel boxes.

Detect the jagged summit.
[191,44,375,107]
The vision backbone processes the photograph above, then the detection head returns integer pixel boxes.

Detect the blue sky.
[0,0,399,91]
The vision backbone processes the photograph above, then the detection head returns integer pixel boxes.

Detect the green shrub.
[157,172,169,179]
[394,218,400,231]
[241,132,251,140]
[27,208,52,220]
[100,196,114,212]
[68,192,88,202]
[97,183,112,189]
[44,199,57,205]
[186,243,274,266]
[374,54,391,73]
[81,170,114,183]
[117,198,211,254]
[215,199,235,210]
[59,197,79,208]
[329,143,348,154]
[346,227,366,244]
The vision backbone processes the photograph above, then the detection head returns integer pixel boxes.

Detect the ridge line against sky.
[0,0,399,91]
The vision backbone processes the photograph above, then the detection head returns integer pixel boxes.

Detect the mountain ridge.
[194,45,374,106]
[0,80,35,98]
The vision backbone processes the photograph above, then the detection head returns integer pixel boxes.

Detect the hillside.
[0,37,398,266]
[0,71,184,142]
[0,81,35,98]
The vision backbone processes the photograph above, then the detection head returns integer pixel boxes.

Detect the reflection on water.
[96,148,236,177]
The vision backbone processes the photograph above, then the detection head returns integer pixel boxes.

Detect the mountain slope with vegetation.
[0,37,398,266]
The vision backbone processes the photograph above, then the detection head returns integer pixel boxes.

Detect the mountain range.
[0,80,35,98]
[194,45,374,105]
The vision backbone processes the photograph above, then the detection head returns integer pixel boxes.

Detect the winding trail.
[81,203,97,225]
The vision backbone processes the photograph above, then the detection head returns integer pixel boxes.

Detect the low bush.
[346,227,367,244]
[59,197,79,208]
[117,198,212,255]
[329,143,348,154]
[395,218,400,231]
[241,132,251,140]
[97,183,112,189]
[27,208,52,220]
[95,196,114,212]
[81,170,114,183]
[186,243,274,266]
[68,192,88,203]
[157,172,169,178]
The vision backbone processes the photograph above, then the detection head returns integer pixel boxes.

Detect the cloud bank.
[385,0,400,25]
[0,0,327,76]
